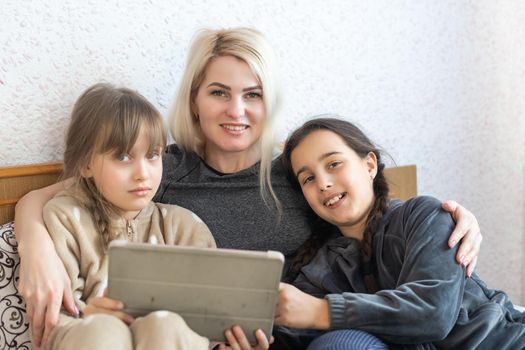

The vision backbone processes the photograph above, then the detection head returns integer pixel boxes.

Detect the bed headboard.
[0,162,416,224]
[384,165,417,203]
[0,162,63,224]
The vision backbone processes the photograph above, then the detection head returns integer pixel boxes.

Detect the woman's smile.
[220,123,250,133]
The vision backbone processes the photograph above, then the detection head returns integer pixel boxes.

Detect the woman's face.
[193,55,266,163]
[290,130,377,239]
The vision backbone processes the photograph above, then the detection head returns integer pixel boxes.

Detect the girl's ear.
[365,152,378,179]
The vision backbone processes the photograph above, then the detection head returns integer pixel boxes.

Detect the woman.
[15,28,482,350]
[276,117,524,349]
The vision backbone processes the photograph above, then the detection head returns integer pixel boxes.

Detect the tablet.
[107,241,284,343]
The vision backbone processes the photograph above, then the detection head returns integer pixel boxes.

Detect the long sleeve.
[43,199,93,312]
[326,196,465,344]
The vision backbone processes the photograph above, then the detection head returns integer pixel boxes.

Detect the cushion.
[0,221,31,349]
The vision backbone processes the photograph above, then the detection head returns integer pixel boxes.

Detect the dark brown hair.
[63,83,167,249]
[282,117,389,292]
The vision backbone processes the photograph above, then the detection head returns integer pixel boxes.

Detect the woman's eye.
[117,153,130,161]
[245,92,262,99]
[211,90,226,97]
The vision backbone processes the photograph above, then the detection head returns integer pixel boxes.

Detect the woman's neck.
[203,147,261,174]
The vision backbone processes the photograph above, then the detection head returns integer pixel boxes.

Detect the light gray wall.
[1,1,524,303]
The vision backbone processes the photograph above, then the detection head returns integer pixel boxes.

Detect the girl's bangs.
[97,108,166,156]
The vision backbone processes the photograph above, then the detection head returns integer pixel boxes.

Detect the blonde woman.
[16,28,483,350]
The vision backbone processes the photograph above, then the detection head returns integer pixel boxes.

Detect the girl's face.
[84,125,163,220]
[193,55,266,165]
[290,130,377,239]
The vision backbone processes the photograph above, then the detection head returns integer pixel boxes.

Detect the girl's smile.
[290,129,377,240]
[323,192,347,208]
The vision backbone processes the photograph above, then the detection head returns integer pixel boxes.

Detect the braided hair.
[282,117,390,292]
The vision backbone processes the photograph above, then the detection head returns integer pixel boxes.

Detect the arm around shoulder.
[14,179,77,347]
[15,179,72,250]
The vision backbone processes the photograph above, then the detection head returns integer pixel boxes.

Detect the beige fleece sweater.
[43,185,216,313]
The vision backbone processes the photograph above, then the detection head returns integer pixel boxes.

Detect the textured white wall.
[1,1,524,303]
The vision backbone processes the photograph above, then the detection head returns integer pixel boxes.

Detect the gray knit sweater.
[155,144,317,276]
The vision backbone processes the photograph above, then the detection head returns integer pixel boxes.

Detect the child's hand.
[84,288,134,325]
[217,325,273,350]
[274,282,330,330]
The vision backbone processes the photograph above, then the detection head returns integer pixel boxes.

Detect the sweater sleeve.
[326,196,465,344]
[43,199,88,312]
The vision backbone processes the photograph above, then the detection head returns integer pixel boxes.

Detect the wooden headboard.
[0,163,63,224]
[0,162,416,224]
[384,165,417,203]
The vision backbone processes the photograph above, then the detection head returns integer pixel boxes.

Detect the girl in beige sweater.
[42,83,216,350]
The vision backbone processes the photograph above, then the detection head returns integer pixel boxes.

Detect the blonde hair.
[169,27,282,210]
[64,83,167,248]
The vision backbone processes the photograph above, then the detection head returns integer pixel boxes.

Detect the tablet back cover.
[108,241,284,343]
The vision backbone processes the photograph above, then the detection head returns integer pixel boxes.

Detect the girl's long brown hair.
[282,117,389,292]
[63,83,166,249]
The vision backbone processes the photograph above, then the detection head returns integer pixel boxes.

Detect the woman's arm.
[14,180,77,348]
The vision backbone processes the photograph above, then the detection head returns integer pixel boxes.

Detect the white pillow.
[0,221,31,349]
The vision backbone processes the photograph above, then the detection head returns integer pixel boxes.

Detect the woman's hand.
[442,200,483,277]
[18,239,77,348]
[217,325,273,350]
[15,183,77,348]
[274,282,330,330]
[84,289,134,325]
